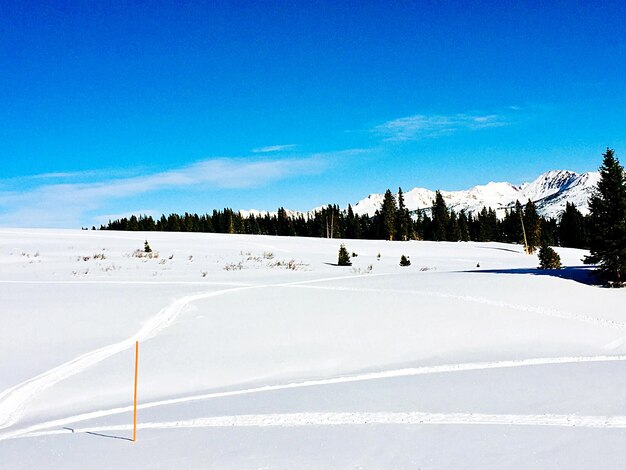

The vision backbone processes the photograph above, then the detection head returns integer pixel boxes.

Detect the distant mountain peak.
[352,170,598,218]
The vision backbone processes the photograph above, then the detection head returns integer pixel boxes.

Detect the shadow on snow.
[462,265,600,286]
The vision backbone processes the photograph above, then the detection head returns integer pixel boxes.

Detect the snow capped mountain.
[352,170,599,219]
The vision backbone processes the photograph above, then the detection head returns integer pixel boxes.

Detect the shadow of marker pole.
[133,340,139,442]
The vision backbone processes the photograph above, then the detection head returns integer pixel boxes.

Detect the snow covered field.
[1,228,625,469]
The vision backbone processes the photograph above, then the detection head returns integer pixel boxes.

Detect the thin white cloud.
[30,171,89,180]
[252,144,298,153]
[0,155,329,228]
[374,113,508,141]
[92,209,159,227]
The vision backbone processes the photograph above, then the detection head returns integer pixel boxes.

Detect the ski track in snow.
[14,411,626,440]
[2,354,626,441]
[0,280,253,286]
[0,285,263,433]
[0,273,381,436]
[289,284,626,332]
[3,270,626,442]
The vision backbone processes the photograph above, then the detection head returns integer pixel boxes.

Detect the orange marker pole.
[133,340,139,442]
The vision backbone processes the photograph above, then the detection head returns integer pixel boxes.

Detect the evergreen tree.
[538,244,562,269]
[337,244,352,266]
[540,217,558,246]
[477,207,491,241]
[559,202,587,248]
[523,199,541,254]
[446,210,461,241]
[399,254,411,266]
[128,215,140,231]
[502,201,524,244]
[396,187,411,241]
[381,189,397,240]
[584,148,626,285]
[345,204,360,239]
[458,210,470,241]
[432,191,449,241]
[143,240,152,253]
[277,207,294,236]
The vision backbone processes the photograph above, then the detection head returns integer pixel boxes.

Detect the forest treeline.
[98,190,589,250]
[99,147,626,285]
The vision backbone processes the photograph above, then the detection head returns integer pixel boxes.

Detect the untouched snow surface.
[1,229,625,469]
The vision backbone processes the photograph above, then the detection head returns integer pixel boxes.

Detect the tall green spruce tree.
[432,191,449,241]
[381,189,397,240]
[559,202,587,248]
[447,210,461,241]
[584,148,626,285]
[396,187,411,241]
[458,210,471,241]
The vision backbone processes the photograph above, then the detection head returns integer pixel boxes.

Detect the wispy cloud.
[92,209,159,226]
[252,144,298,153]
[374,112,508,141]
[0,155,328,228]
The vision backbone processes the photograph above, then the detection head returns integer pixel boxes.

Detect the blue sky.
[1,0,625,227]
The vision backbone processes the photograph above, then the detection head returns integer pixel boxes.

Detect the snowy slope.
[1,229,625,468]
[352,170,599,218]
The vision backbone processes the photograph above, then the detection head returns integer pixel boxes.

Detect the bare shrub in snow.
[267,259,308,270]
[223,262,244,271]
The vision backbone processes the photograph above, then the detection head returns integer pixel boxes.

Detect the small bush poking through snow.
[538,245,562,269]
[399,255,411,267]
[338,244,352,266]
[350,264,373,274]
[223,261,244,271]
[131,249,158,259]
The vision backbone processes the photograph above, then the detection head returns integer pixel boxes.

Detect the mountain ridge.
[351,170,599,219]
[239,170,599,220]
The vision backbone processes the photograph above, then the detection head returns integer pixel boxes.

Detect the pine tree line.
[99,191,589,249]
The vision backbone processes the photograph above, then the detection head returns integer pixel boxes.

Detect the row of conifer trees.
[99,194,588,250]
